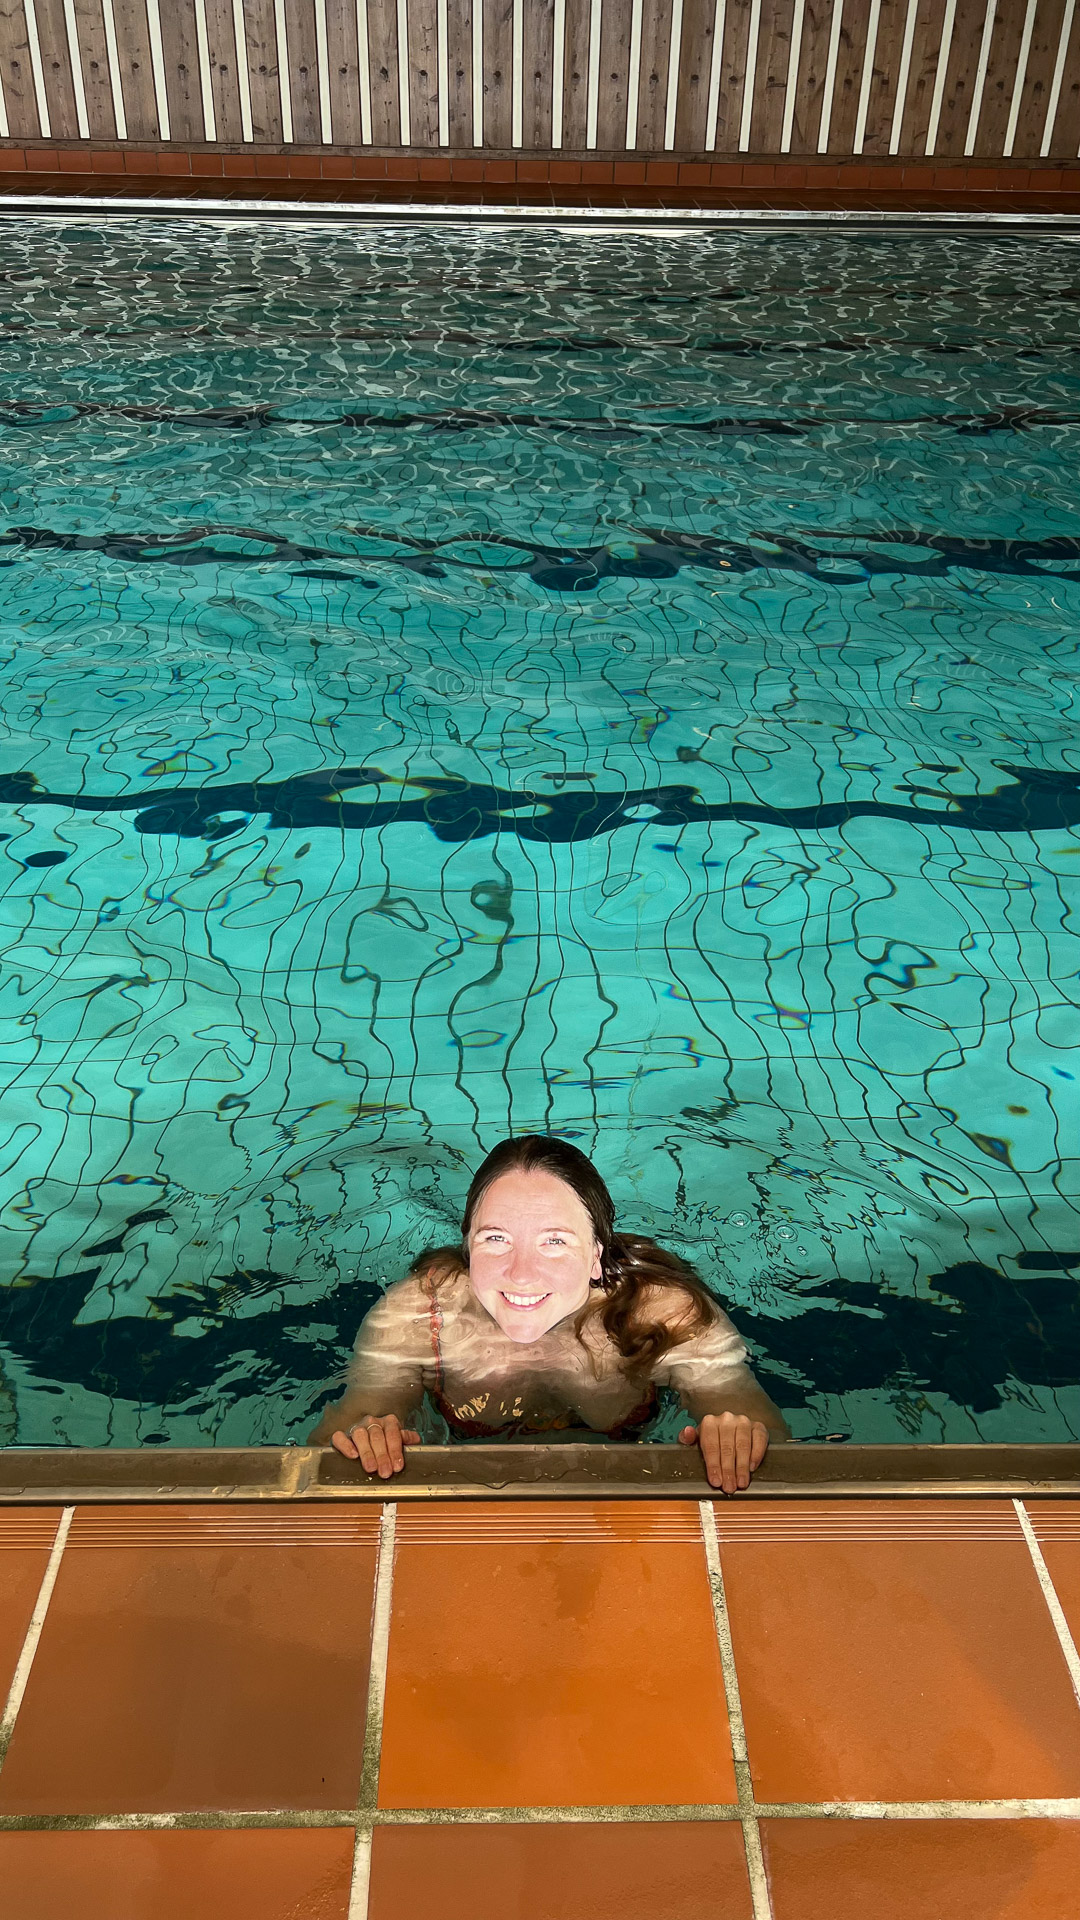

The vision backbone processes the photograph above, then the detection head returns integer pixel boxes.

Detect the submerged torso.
[345,1267,749,1438]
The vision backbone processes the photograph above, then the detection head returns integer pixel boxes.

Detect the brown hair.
[413,1133,720,1377]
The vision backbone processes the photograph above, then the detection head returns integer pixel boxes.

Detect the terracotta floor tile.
[0,1509,59,1701]
[369,1820,752,1920]
[0,1505,379,1813]
[1028,1501,1080,1653]
[717,1500,1080,1802]
[762,1817,1080,1919]
[378,1501,735,1808]
[0,1828,353,1919]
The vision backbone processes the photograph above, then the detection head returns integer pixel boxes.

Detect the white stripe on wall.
[739,0,762,151]
[817,0,844,153]
[232,0,254,142]
[780,0,805,154]
[395,0,410,144]
[511,0,523,146]
[356,0,373,143]
[437,0,449,145]
[1003,0,1038,157]
[706,0,727,150]
[271,0,293,141]
[585,0,602,149]
[314,0,333,142]
[625,0,643,147]
[472,0,484,144]
[1041,0,1076,157]
[22,0,51,139]
[964,0,997,157]
[924,0,957,157]
[145,0,172,140]
[62,0,90,140]
[194,0,218,141]
[888,0,919,155]
[851,0,880,155]
[664,0,685,150]
[100,0,128,140]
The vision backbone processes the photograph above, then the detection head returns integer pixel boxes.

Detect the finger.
[382,1414,406,1472]
[403,1430,422,1447]
[734,1420,753,1491]
[331,1429,359,1459]
[702,1419,728,1493]
[750,1423,770,1470]
[677,1426,699,1447]
[364,1423,395,1479]
[719,1422,739,1496]
[352,1425,382,1475]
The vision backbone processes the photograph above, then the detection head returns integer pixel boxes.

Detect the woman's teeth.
[501,1291,551,1309]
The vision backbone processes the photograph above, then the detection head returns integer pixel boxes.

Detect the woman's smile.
[500,1289,553,1309]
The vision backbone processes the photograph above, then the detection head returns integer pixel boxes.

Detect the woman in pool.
[310,1134,787,1493]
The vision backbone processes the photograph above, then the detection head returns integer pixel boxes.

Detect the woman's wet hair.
[413,1133,720,1375]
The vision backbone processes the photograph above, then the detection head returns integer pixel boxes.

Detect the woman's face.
[467,1168,604,1344]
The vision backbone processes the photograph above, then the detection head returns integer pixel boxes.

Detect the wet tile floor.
[0,1498,1078,1916]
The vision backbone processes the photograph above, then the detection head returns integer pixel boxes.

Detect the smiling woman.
[309,1135,788,1493]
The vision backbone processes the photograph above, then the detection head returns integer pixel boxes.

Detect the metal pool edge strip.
[0,1505,74,1776]
[0,195,1079,232]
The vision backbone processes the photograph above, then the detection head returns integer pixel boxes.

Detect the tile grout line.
[348,1501,397,1920]
[1014,1498,1080,1708]
[2,1796,1080,1834]
[0,1506,74,1776]
[699,1500,773,1920]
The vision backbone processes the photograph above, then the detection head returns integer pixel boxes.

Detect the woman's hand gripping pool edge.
[331,1414,421,1478]
[679,1411,770,1494]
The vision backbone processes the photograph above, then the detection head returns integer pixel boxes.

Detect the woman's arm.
[655,1295,790,1493]
[307,1279,428,1471]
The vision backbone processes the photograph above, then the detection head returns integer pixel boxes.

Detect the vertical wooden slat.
[750,0,795,149]
[560,0,588,144]
[858,0,908,151]
[157,0,201,139]
[634,0,671,147]
[886,0,940,154]
[1043,0,1080,154]
[202,0,244,139]
[674,0,716,147]
[592,0,627,146]
[111,0,160,135]
[72,0,117,136]
[1010,0,1067,155]
[780,0,828,148]
[521,0,553,144]
[405,0,438,144]
[826,0,870,148]
[924,0,986,155]
[969,0,1026,151]
[324,0,363,143]
[29,0,80,136]
[712,0,751,148]
[279,0,319,138]
[239,0,284,141]
[0,0,42,132]
[366,0,402,142]
[480,0,510,142]
[442,0,472,142]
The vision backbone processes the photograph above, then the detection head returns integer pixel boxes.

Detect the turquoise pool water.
[0,214,1078,1448]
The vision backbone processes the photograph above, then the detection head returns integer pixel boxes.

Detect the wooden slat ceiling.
[0,0,1076,159]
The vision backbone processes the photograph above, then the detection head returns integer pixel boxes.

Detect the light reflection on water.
[0,217,1078,1447]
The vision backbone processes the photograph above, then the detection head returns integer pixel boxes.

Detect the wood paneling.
[560,0,590,148]
[4,0,1077,159]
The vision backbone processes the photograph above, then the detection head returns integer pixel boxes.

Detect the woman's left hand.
[679,1412,770,1494]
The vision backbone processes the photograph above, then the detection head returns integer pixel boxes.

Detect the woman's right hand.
[331,1414,421,1477]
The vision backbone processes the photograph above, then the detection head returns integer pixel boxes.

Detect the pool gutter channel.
[0,1443,1075,1502]
[2,193,1080,233]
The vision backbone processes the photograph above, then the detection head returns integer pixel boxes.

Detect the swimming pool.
[0,211,1078,1449]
